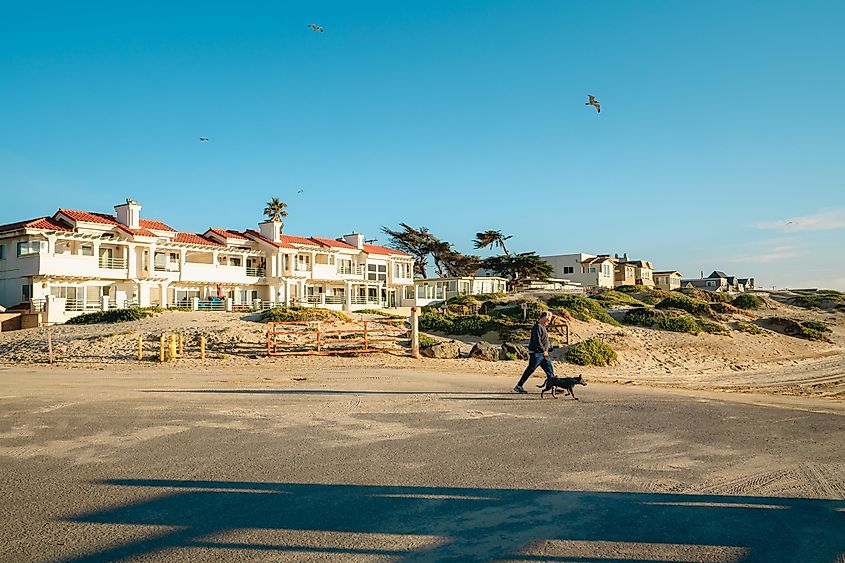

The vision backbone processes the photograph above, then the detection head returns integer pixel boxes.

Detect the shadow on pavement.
[61,480,845,562]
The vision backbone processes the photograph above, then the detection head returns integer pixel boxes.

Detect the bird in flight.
[585,95,601,113]
[297,187,304,194]
[307,23,323,32]
[199,137,209,142]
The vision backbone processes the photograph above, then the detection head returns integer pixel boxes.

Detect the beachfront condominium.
[0,199,415,323]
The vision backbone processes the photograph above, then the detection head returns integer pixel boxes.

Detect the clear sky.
[2,1,843,289]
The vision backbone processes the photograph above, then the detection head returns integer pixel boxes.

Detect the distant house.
[654,270,682,291]
[618,259,655,287]
[540,253,615,289]
[614,260,637,287]
[405,276,509,307]
[739,277,755,291]
[681,270,749,293]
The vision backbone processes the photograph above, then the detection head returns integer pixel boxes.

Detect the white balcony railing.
[295,264,311,272]
[337,265,365,276]
[350,296,384,305]
[99,257,127,269]
[246,267,266,277]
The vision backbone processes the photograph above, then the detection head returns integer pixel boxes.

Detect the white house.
[540,253,615,289]
[0,199,415,323]
[405,276,509,307]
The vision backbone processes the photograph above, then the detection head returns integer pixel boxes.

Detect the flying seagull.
[307,23,323,32]
[199,137,209,142]
[297,187,304,193]
[585,95,601,113]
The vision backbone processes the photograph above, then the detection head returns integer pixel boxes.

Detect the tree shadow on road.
[60,480,845,562]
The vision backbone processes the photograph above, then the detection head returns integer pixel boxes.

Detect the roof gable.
[363,244,410,257]
[0,216,73,233]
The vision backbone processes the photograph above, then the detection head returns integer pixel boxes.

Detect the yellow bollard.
[199,336,206,360]
[159,334,165,362]
[178,334,184,357]
[137,336,143,361]
[169,334,177,361]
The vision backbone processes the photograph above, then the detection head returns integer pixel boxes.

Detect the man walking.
[514,311,555,393]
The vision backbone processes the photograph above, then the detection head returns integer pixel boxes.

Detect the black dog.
[536,375,587,399]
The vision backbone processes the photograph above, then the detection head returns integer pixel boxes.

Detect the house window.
[404,286,415,299]
[563,266,574,274]
[230,257,241,267]
[16,240,42,256]
[21,284,32,302]
[589,267,596,273]
[80,244,94,256]
[283,254,290,270]
[337,258,353,274]
[602,264,611,276]
[0,244,4,260]
[393,262,411,279]
[367,263,387,281]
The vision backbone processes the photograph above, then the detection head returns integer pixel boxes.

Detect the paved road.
[1,366,844,562]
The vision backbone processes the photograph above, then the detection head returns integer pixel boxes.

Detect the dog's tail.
[536,383,545,388]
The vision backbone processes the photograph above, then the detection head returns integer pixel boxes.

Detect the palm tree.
[473,230,512,257]
[263,198,288,224]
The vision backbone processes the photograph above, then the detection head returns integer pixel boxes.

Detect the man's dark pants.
[517,352,555,387]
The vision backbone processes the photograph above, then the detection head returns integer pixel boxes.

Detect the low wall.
[0,313,22,332]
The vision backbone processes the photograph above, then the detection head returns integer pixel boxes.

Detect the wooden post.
[47,327,54,364]
[159,334,165,362]
[200,336,206,360]
[178,334,184,356]
[363,321,369,351]
[137,336,143,361]
[169,334,177,361]
[316,322,321,353]
[266,323,271,357]
[410,306,419,359]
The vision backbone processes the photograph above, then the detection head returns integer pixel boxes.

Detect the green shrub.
[66,307,160,325]
[490,300,547,322]
[418,334,439,348]
[766,317,832,342]
[677,287,731,303]
[451,314,495,336]
[710,302,742,315]
[356,308,406,319]
[547,295,620,326]
[498,327,531,343]
[735,321,765,335]
[419,313,495,336]
[698,319,731,336]
[623,307,701,334]
[589,290,647,308]
[655,294,709,316]
[260,306,351,323]
[565,338,617,366]
[800,320,831,333]
[616,285,649,293]
[732,294,764,310]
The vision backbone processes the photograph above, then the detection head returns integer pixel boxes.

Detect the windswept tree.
[382,224,481,278]
[381,223,433,277]
[263,197,288,225]
[473,230,513,257]
[481,252,552,290]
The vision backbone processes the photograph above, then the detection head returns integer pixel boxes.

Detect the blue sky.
[1,1,843,289]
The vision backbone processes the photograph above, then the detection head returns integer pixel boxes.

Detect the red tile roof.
[363,244,409,256]
[243,230,296,249]
[0,217,72,233]
[278,233,321,247]
[310,237,357,249]
[57,209,116,225]
[173,232,223,246]
[140,218,175,232]
[206,228,248,241]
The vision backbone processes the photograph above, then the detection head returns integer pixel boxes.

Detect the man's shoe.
[513,385,527,394]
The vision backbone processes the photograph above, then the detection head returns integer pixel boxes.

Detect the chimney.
[622,252,628,261]
[114,198,141,229]
[258,220,282,243]
[342,232,365,249]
